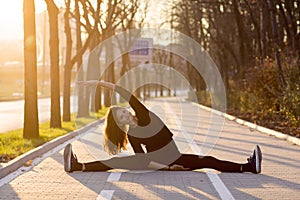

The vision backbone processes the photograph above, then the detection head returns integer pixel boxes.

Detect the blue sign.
[130,40,150,56]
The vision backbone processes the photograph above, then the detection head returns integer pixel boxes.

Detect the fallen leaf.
[24,160,33,167]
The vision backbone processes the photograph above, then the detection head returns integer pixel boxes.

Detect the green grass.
[0,108,109,162]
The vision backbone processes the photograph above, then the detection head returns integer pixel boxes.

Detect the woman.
[64,80,262,173]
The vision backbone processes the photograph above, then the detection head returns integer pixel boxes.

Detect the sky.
[0,0,169,41]
[0,0,47,40]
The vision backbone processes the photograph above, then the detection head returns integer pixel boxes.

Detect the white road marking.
[206,170,235,200]
[97,190,115,200]
[164,100,236,200]
[97,173,121,199]
[107,172,122,182]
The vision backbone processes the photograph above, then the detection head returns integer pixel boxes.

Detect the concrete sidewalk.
[0,97,299,199]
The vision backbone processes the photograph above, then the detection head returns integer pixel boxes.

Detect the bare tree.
[62,0,72,122]
[62,0,149,118]
[259,0,268,60]
[171,0,300,128]
[77,0,127,110]
[45,0,62,128]
[62,0,99,119]
[23,0,39,139]
[74,0,86,118]
[117,0,146,78]
[268,0,286,89]
[114,0,148,98]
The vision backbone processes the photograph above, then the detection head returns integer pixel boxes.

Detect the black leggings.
[83,154,251,173]
[172,154,244,172]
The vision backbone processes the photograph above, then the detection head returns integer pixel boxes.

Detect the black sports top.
[115,86,174,154]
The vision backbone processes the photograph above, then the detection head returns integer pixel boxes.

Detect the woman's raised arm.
[77,80,115,90]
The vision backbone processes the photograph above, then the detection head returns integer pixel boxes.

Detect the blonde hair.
[103,106,128,155]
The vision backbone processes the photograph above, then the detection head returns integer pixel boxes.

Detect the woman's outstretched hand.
[77,80,99,86]
[77,80,115,90]
[169,164,190,171]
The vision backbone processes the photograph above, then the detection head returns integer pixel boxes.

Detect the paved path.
[0,97,300,199]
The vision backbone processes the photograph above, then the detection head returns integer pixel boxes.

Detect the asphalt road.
[0,97,75,133]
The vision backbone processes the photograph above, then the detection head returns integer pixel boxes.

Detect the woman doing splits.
[64,81,262,173]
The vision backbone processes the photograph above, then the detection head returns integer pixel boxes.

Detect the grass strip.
[0,109,109,163]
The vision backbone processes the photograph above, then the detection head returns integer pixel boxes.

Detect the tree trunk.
[45,0,62,128]
[268,0,286,89]
[104,41,113,107]
[120,52,129,77]
[119,52,130,101]
[232,0,246,69]
[259,0,268,60]
[63,0,72,122]
[75,0,89,118]
[63,66,72,122]
[86,44,100,112]
[23,0,39,139]
[281,0,297,54]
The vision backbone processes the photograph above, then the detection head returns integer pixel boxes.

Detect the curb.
[0,119,103,179]
[192,102,300,146]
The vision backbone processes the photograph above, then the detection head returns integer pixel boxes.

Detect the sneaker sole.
[255,145,262,173]
[63,144,72,172]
